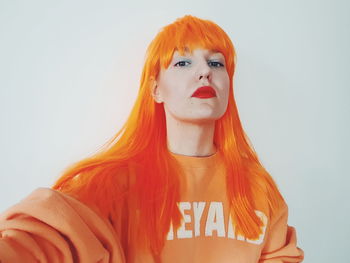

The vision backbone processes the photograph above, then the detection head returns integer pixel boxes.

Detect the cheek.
[218,74,230,111]
[224,78,230,97]
[223,72,230,87]
[161,82,178,101]
[160,72,190,101]
[158,75,173,99]
[216,72,230,95]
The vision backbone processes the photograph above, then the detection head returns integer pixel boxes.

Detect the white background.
[0,0,349,262]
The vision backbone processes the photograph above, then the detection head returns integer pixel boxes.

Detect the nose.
[198,62,212,82]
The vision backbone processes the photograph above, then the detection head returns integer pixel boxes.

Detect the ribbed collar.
[169,150,221,169]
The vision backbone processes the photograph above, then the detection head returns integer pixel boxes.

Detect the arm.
[259,203,304,263]
[0,187,125,263]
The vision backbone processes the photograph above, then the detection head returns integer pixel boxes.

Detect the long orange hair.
[53,15,284,256]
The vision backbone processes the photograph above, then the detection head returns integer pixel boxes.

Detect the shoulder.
[269,199,288,226]
[53,162,133,219]
[58,163,131,197]
[0,187,98,222]
[242,160,286,221]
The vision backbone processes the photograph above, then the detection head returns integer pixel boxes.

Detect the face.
[153,48,230,123]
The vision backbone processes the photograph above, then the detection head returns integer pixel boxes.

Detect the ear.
[151,80,163,103]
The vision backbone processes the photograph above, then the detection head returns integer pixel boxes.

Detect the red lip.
[191,86,216,98]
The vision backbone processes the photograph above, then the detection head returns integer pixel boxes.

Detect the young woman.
[0,15,304,262]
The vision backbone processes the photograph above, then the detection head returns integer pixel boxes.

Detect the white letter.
[246,210,268,245]
[167,221,174,240]
[193,202,206,237]
[177,202,193,239]
[227,215,235,239]
[205,202,225,237]
[227,214,245,241]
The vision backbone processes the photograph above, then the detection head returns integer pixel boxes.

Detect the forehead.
[173,47,224,57]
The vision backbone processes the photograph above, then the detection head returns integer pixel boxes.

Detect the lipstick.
[191,86,216,98]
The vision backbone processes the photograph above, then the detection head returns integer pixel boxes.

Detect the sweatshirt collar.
[169,150,220,169]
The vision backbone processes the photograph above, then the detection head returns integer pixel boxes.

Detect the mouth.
[191,86,217,98]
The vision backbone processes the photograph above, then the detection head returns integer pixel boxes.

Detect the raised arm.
[0,187,125,263]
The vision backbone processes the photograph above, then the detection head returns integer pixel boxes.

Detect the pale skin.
[151,48,230,157]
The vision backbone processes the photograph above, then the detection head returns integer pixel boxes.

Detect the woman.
[0,15,304,262]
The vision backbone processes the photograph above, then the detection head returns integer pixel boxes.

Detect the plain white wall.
[0,0,349,262]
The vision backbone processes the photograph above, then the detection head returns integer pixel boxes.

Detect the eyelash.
[174,61,225,68]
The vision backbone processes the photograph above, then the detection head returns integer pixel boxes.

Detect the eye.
[208,61,225,67]
[174,60,191,67]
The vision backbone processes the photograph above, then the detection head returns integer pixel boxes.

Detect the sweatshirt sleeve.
[0,187,126,263]
[259,202,304,263]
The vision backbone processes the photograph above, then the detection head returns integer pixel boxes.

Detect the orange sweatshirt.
[0,151,304,262]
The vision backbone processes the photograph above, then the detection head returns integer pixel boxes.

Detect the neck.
[165,111,217,157]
